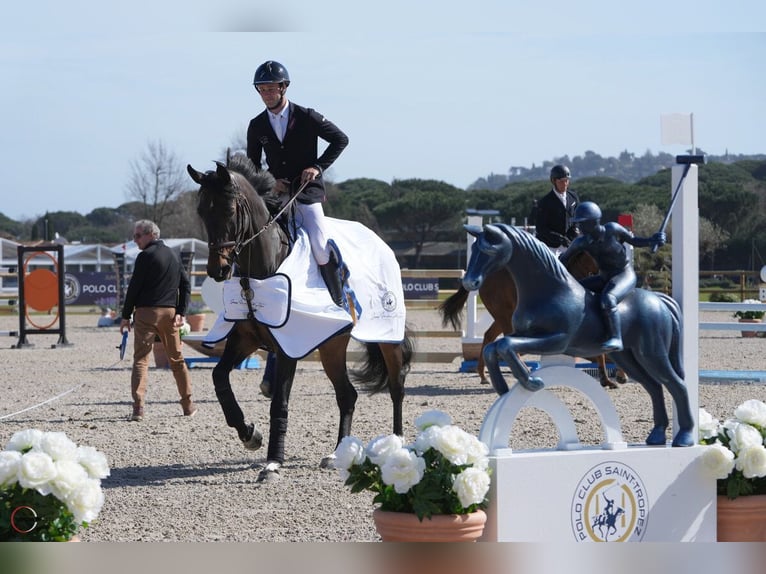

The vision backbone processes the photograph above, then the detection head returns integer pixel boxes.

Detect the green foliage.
[0,483,82,542]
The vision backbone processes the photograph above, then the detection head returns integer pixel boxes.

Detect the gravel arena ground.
[1,307,765,545]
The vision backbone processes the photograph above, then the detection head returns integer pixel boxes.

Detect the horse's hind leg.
[319,336,357,452]
[591,354,618,389]
[378,342,406,437]
[609,350,668,445]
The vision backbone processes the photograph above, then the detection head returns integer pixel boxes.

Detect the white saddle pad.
[202,217,406,359]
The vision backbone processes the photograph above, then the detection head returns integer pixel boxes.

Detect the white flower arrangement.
[0,429,110,541]
[699,400,766,499]
[334,410,491,520]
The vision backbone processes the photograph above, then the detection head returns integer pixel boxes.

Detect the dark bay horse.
[440,252,627,389]
[187,156,413,481]
[462,223,694,447]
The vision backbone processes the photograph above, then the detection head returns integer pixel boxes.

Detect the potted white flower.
[333,410,491,542]
[699,400,766,541]
[0,429,110,541]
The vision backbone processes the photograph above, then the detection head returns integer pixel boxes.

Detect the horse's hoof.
[672,429,695,447]
[600,378,618,390]
[320,454,336,469]
[521,376,544,392]
[479,377,490,385]
[257,461,281,483]
[645,427,667,446]
[241,423,263,451]
[259,380,272,398]
[616,371,628,385]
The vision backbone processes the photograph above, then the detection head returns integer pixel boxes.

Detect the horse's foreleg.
[483,340,510,395]
[259,353,298,482]
[493,334,571,392]
[212,350,262,449]
[478,321,503,384]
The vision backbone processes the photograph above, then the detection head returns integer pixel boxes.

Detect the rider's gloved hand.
[651,232,667,247]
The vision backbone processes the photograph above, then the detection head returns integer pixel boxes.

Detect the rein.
[210,178,309,262]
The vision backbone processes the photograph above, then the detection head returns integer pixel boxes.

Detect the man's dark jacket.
[121,240,191,320]
[534,189,580,248]
[246,102,348,203]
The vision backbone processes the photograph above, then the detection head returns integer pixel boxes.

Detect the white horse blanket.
[202,217,406,359]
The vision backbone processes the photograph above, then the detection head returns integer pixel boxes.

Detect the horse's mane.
[498,224,570,282]
[226,154,281,213]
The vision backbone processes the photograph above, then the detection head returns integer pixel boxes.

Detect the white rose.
[735,444,766,479]
[18,451,57,495]
[5,429,44,453]
[727,422,763,454]
[50,459,89,501]
[333,436,365,480]
[734,400,766,429]
[0,450,22,487]
[39,431,78,462]
[414,410,452,431]
[366,434,403,466]
[379,448,425,494]
[700,442,735,480]
[412,425,440,454]
[66,477,105,524]
[698,408,720,440]
[77,446,110,480]
[453,467,491,508]
[429,426,474,466]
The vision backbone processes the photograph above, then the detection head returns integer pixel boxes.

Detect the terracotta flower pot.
[372,509,486,542]
[717,494,766,541]
[186,313,206,332]
[738,318,760,338]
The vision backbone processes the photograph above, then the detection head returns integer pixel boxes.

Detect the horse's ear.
[187,165,204,184]
[483,224,505,243]
[464,224,483,238]
[215,161,232,185]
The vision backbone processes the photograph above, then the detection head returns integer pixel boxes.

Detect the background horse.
[462,223,693,447]
[188,156,413,481]
[439,252,627,388]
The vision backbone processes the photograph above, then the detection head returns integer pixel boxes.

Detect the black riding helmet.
[550,164,571,182]
[253,60,290,88]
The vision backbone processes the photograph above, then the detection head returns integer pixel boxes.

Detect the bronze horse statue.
[462,223,693,447]
[187,155,413,481]
[440,252,627,389]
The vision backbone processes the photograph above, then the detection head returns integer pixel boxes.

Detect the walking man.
[120,220,197,421]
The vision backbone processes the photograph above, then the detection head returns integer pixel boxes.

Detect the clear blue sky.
[2,2,764,221]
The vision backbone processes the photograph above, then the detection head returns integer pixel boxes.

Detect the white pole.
[465,214,483,340]
[671,162,699,439]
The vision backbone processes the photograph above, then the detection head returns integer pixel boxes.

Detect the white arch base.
[477,365,716,542]
[479,366,627,452]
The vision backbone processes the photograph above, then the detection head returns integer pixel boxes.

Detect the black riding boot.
[602,307,623,352]
[319,252,345,307]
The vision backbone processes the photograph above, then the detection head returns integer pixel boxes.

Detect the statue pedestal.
[478,366,716,542]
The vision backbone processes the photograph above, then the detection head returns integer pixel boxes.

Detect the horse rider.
[532,164,580,255]
[558,201,666,352]
[246,60,350,306]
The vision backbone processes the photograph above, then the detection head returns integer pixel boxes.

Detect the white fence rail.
[699,302,766,332]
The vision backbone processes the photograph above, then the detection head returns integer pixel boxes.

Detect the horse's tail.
[439,286,470,330]
[656,292,685,380]
[351,329,414,394]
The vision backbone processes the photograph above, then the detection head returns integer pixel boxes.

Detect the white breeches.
[294,202,331,265]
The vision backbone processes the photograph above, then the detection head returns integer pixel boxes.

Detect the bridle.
[208,178,309,265]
